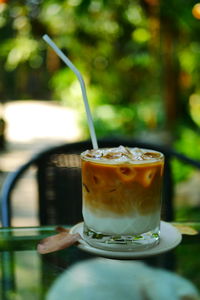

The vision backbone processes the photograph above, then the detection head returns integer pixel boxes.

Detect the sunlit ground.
[0,100,81,226]
[5,100,80,143]
[0,100,81,169]
[0,100,80,171]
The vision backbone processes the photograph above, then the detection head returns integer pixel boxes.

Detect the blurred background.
[0,0,200,225]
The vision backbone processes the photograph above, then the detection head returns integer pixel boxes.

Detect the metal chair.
[1,138,200,227]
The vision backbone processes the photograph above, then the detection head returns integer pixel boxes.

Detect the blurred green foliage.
[0,0,166,133]
[0,0,200,181]
[173,128,200,182]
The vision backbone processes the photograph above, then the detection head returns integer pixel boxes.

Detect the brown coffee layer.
[82,160,164,216]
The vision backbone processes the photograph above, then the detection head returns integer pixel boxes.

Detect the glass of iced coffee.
[81,146,164,251]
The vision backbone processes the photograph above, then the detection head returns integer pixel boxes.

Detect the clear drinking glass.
[81,146,164,251]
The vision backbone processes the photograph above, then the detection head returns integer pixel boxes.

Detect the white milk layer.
[83,206,160,235]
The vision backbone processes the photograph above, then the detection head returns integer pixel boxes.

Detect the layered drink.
[81,146,164,251]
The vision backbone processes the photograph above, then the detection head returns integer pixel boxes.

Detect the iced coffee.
[81,146,164,251]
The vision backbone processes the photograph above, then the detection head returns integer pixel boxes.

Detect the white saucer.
[70,221,182,259]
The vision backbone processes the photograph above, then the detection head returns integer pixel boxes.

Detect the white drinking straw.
[43,34,98,149]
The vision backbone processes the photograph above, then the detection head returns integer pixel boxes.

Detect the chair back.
[36,139,174,226]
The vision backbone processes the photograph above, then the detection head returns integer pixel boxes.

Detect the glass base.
[83,223,160,252]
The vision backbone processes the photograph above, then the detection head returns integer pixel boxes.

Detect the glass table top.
[0,223,199,300]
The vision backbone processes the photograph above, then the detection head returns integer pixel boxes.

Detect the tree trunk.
[161,19,181,130]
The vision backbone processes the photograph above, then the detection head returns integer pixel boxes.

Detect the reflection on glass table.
[47,258,199,300]
[0,224,199,300]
